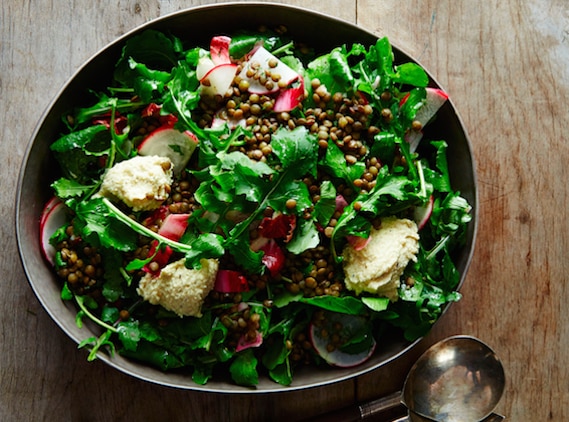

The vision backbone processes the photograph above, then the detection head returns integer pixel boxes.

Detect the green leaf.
[361,296,390,312]
[114,30,180,88]
[393,62,429,87]
[230,349,259,387]
[117,321,141,352]
[312,180,337,226]
[51,178,95,199]
[319,141,365,186]
[286,218,320,255]
[74,198,138,252]
[271,126,318,176]
[300,295,367,315]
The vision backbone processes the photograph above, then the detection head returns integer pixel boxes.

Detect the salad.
[40,26,472,387]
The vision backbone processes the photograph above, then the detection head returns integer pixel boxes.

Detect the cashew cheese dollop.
[98,155,173,211]
[137,258,219,318]
[342,217,419,301]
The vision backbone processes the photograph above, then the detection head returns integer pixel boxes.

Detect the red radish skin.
[258,213,296,242]
[158,213,189,240]
[273,77,305,112]
[40,198,67,266]
[137,126,198,175]
[210,35,232,65]
[260,239,285,277]
[214,269,249,293]
[143,213,189,275]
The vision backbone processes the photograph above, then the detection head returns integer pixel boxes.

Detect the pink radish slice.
[273,77,305,112]
[236,330,263,352]
[211,108,246,130]
[260,239,286,277]
[405,129,423,154]
[200,62,238,97]
[210,35,232,65]
[346,234,371,251]
[40,197,67,266]
[137,126,198,176]
[196,56,216,81]
[238,47,299,95]
[158,213,189,240]
[414,195,434,230]
[401,87,448,152]
[214,269,249,293]
[143,212,190,276]
[414,87,448,126]
[309,311,377,368]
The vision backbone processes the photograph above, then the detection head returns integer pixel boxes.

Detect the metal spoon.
[402,335,505,421]
[309,335,505,422]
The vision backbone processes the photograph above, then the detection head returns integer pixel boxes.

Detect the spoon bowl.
[403,336,505,421]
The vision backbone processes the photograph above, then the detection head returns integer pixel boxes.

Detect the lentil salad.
[42,26,472,386]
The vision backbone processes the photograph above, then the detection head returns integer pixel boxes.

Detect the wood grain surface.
[2,1,567,420]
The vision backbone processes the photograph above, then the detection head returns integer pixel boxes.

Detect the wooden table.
[2,1,566,420]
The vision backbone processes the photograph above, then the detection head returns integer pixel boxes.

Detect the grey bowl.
[16,2,477,393]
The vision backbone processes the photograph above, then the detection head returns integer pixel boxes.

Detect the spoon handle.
[359,391,403,418]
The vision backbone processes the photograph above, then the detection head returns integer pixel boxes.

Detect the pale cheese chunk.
[342,217,419,301]
[137,258,219,317]
[98,155,173,211]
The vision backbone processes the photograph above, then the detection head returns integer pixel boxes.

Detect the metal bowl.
[16,2,477,392]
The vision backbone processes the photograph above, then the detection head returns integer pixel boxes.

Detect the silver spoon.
[309,335,505,422]
[402,335,505,421]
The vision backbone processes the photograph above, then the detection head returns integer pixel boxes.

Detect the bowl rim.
[16,1,478,393]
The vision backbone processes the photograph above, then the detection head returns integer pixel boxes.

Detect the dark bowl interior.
[16,2,477,393]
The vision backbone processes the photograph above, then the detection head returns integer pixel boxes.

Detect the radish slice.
[401,87,448,152]
[346,234,371,251]
[260,239,285,277]
[137,126,198,176]
[414,87,448,126]
[238,47,299,95]
[40,197,67,266]
[414,195,434,230]
[210,35,232,65]
[158,213,189,240]
[236,331,263,352]
[210,108,246,130]
[258,213,296,241]
[273,77,305,112]
[200,63,238,97]
[405,129,423,154]
[214,269,249,293]
[196,56,216,81]
[143,213,190,275]
[309,311,377,368]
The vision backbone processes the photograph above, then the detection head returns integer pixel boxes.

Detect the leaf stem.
[75,295,118,334]
[102,198,194,253]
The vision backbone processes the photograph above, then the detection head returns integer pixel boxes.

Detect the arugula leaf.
[51,178,95,199]
[50,125,110,184]
[230,349,259,387]
[319,141,365,186]
[312,180,337,226]
[73,198,137,252]
[114,30,180,89]
[299,295,367,315]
